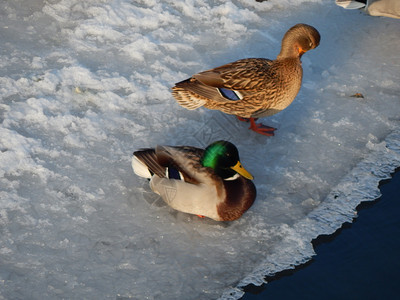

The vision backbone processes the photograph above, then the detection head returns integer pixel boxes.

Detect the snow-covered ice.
[0,0,399,299]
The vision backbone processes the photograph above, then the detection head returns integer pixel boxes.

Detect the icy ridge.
[221,128,400,299]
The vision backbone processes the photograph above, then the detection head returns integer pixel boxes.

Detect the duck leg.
[237,116,276,136]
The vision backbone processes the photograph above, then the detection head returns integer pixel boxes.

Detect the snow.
[0,0,399,299]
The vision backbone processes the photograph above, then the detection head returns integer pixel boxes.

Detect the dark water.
[242,169,400,300]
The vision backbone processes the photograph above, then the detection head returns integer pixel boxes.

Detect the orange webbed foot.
[249,118,276,136]
[237,116,276,136]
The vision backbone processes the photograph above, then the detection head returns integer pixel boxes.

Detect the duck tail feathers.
[172,80,207,110]
[132,149,165,179]
[132,155,152,179]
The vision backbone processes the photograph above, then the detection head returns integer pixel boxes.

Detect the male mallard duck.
[172,23,321,136]
[132,141,256,221]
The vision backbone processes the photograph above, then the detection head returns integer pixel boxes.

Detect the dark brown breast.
[216,177,257,221]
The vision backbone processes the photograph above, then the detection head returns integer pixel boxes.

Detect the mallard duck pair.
[132,24,320,221]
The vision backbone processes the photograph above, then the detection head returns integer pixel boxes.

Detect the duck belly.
[150,176,223,221]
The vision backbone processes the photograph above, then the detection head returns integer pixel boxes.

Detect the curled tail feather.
[132,149,166,179]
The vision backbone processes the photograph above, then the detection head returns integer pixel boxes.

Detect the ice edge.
[221,127,400,300]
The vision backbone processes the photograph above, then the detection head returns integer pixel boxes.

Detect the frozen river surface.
[0,1,399,299]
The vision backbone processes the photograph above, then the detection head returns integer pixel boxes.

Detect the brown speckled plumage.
[172,23,321,136]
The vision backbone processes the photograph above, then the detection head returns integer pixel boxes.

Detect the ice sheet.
[0,1,399,299]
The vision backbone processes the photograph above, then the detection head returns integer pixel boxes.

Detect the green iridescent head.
[201,141,253,180]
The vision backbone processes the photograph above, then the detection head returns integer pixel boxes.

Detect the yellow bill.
[231,161,254,180]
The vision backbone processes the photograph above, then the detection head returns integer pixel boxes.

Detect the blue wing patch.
[166,167,182,180]
[219,88,241,101]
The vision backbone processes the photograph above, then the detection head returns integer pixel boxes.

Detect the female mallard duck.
[172,23,321,136]
[132,141,256,221]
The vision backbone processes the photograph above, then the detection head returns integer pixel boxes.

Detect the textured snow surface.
[0,1,399,299]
